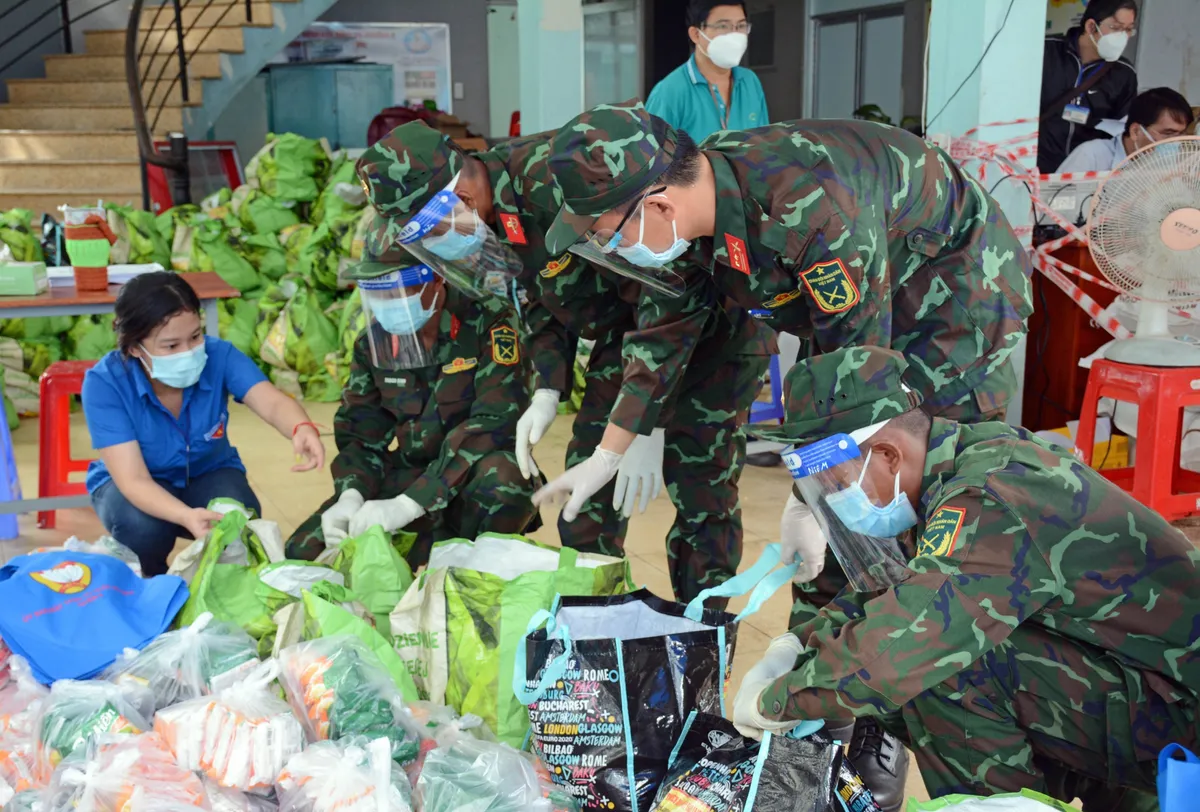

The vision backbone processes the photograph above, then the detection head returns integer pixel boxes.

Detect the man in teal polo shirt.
[646,0,769,142]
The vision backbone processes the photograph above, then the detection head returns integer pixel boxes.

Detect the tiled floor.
[5,404,1000,804]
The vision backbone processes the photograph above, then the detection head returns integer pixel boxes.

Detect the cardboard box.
[0,262,48,296]
[434,113,470,139]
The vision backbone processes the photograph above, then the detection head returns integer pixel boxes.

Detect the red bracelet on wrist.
[292,421,320,438]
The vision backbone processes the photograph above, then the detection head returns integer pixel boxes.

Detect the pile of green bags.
[0,131,375,424]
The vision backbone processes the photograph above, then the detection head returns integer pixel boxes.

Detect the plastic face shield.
[782,433,913,592]
[358,264,440,370]
[568,191,688,298]
[390,173,523,301]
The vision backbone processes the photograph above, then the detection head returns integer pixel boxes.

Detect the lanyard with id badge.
[1063,64,1105,125]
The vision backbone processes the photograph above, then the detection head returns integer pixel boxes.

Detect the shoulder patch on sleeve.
[800,258,860,314]
[917,505,967,558]
[490,324,520,366]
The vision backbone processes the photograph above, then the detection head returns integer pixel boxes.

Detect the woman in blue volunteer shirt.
[82,272,326,575]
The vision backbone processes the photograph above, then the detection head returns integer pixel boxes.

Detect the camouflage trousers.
[561,337,769,604]
[286,450,539,568]
[878,623,1195,811]
[791,388,1012,624]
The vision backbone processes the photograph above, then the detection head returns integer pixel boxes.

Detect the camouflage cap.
[544,98,678,254]
[753,347,925,445]
[356,120,463,220]
[343,210,422,280]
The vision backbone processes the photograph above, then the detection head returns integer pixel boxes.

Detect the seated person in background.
[1056,86,1194,173]
[285,231,540,568]
[83,272,325,575]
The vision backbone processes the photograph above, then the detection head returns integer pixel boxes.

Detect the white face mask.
[1137,124,1158,149]
[1090,25,1129,62]
[700,30,748,70]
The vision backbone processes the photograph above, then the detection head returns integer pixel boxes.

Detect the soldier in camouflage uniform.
[356,121,774,603]
[285,243,538,567]
[733,346,1200,812]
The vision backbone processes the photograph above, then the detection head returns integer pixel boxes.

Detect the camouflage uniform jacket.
[693,120,1033,411]
[331,290,530,512]
[763,418,1200,727]
[480,134,774,433]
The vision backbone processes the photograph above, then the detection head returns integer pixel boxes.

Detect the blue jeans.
[91,467,261,576]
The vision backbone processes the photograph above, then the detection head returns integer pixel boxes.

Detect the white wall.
[320,0,491,134]
[1136,0,1200,99]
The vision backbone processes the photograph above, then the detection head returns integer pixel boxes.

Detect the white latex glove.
[321,488,364,548]
[612,428,665,518]
[732,633,805,740]
[781,491,828,585]
[348,493,425,536]
[532,447,624,522]
[516,389,561,479]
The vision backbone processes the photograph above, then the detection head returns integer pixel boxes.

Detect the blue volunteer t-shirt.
[0,550,188,683]
[646,54,770,143]
[82,337,268,493]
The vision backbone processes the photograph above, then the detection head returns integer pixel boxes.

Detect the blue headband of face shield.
[361,265,438,335]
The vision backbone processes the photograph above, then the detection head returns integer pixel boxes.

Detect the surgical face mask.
[700,30,748,70]
[1090,24,1129,62]
[614,199,691,268]
[1136,124,1159,149]
[824,448,919,539]
[422,209,488,261]
[139,342,207,389]
[372,286,437,335]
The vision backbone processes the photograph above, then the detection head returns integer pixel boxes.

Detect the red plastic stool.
[37,360,96,529]
[1075,359,1200,521]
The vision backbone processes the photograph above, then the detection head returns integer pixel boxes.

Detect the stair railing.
[125,0,256,209]
[0,0,126,78]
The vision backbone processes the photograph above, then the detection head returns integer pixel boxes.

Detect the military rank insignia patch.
[724,233,751,274]
[762,288,804,309]
[800,258,860,314]
[540,254,572,278]
[500,213,527,245]
[442,357,478,375]
[491,325,520,365]
[917,506,967,558]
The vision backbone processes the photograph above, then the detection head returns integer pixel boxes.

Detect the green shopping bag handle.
[684,543,798,623]
[513,608,574,707]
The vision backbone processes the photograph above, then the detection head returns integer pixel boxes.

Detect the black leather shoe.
[744,451,783,468]
[848,718,909,812]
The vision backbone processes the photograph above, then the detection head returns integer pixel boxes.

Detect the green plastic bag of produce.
[1,365,37,417]
[1,373,17,431]
[221,297,261,359]
[245,133,329,202]
[301,366,342,403]
[105,203,170,266]
[261,285,339,376]
[279,635,422,762]
[65,315,116,361]
[415,737,580,812]
[323,527,415,629]
[299,586,419,702]
[295,221,341,291]
[390,534,631,747]
[279,222,314,268]
[18,337,62,379]
[905,791,1075,811]
[311,156,367,225]
[231,185,300,235]
[241,232,288,280]
[176,506,277,643]
[0,209,43,262]
[1,316,72,341]
[193,221,263,294]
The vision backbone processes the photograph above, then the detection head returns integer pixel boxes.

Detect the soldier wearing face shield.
[355,121,775,606]
[537,99,1034,655]
[730,346,1200,812]
[284,232,538,566]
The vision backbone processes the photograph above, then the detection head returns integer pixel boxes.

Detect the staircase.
[0,0,336,216]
